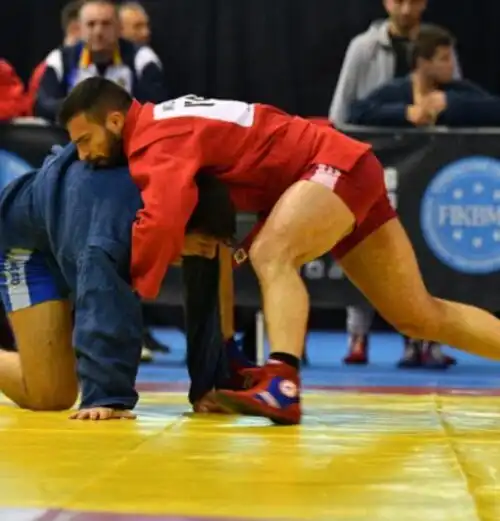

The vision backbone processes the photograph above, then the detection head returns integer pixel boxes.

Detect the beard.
[91,129,126,168]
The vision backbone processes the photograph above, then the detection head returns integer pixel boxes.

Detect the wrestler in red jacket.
[60,78,500,425]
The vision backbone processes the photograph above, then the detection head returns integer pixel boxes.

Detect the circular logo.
[279,380,298,398]
[420,156,500,274]
[0,150,32,191]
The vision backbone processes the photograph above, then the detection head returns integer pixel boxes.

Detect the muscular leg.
[0,300,77,410]
[215,153,389,423]
[338,218,500,360]
[249,181,356,359]
[0,249,78,411]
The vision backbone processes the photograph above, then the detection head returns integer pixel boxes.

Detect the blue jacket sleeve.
[439,81,500,127]
[348,84,412,127]
[34,63,66,123]
[74,244,143,410]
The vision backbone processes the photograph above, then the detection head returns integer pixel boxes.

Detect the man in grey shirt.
[329,0,460,368]
[329,0,461,125]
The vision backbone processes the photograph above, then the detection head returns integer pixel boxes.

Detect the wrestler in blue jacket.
[0,143,242,419]
[0,143,143,416]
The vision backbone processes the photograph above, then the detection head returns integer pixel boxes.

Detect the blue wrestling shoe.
[222,337,257,390]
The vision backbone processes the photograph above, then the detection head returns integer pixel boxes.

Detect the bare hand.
[406,105,435,126]
[69,407,137,420]
[421,91,447,115]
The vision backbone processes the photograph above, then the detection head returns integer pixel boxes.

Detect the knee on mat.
[24,387,78,412]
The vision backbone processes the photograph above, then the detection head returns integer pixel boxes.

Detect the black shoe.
[143,329,171,353]
[422,342,451,369]
[397,337,423,368]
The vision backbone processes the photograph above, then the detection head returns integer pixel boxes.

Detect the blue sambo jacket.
[0,144,144,409]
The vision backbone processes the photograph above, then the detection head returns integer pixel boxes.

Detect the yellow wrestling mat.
[0,391,499,521]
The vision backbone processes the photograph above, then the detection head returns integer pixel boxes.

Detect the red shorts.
[300,151,397,259]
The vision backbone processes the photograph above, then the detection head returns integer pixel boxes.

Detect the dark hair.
[410,24,455,69]
[61,0,83,32]
[58,77,133,127]
[78,0,119,20]
[187,174,236,240]
[79,0,118,10]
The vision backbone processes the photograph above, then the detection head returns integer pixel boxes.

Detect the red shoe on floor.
[214,361,301,425]
[343,334,369,365]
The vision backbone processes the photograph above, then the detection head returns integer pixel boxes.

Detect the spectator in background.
[119,2,151,45]
[0,60,29,120]
[61,0,83,45]
[349,25,500,127]
[35,0,167,123]
[27,0,83,115]
[329,0,461,368]
[330,0,462,125]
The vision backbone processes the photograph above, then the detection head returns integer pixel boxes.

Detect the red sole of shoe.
[214,391,300,426]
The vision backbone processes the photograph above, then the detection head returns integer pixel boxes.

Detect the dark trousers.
[182,254,229,404]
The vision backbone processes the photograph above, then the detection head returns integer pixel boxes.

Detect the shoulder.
[119,39,162,72]
[45,43,83,79]
[346,21,387,57]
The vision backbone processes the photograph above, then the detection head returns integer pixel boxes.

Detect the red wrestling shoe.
[343,334,369,365]
[193,367,268,414]
[214,361,301,425]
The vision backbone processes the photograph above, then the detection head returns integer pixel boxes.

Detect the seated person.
[348,24,500,128]
[35,0,167,122]
[27,0,82,115]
